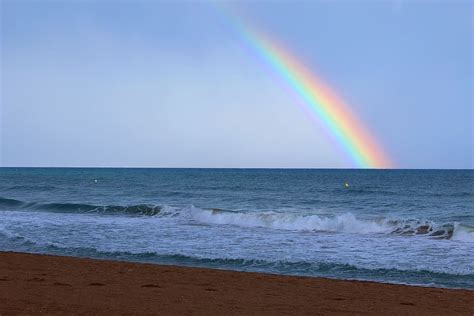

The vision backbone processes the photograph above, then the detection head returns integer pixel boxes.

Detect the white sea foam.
[452,224,474,242]
[187,207,474,241]
[189,207,390,234]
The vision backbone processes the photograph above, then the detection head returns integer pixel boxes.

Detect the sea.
[0,168,473,289]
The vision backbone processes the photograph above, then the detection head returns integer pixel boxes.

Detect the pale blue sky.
[1,0,472,168]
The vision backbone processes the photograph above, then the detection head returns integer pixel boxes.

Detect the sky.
[1,0,472,168]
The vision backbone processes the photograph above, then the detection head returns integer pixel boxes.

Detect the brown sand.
[0,252,472,315]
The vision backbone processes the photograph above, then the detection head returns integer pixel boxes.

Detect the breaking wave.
[188,207,474,241]
[1,197,473,241]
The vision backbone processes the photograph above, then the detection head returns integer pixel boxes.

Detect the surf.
[188,207,474,241]
[2,197,472,241]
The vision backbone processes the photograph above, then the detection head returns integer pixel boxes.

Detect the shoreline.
[1,252,473,314]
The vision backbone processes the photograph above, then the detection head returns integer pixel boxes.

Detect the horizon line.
[0,166,472,171]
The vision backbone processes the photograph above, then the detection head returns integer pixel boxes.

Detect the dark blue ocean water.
[0,168,473,289]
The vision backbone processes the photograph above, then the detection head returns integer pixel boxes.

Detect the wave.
[188,207,474,241]
[0,236,472,289]
[4,185,57,192]
[191,208,389,234]
[1,197,473,241]
[0,197,25,207]
[0,197,165,216]
[425,192,473,198]
[39,203,165,216]
[342,188,398,195]
[2,222,473,280]
[339,188,473,198]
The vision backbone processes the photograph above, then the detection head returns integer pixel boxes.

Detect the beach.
[0,252,473,315]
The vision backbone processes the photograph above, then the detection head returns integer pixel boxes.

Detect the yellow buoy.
[344,182,349,188]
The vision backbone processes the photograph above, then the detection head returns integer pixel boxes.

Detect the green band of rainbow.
[221,8,393,168]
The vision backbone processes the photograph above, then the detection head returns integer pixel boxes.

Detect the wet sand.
[0,252,473,315]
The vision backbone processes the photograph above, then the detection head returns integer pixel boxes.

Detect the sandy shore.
[0,252,472,315]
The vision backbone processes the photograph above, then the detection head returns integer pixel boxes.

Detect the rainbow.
[220,8,393,168]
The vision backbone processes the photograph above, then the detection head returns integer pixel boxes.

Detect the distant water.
[0,168,473,289]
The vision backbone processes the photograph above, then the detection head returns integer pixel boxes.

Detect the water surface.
[0,168,472,289]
